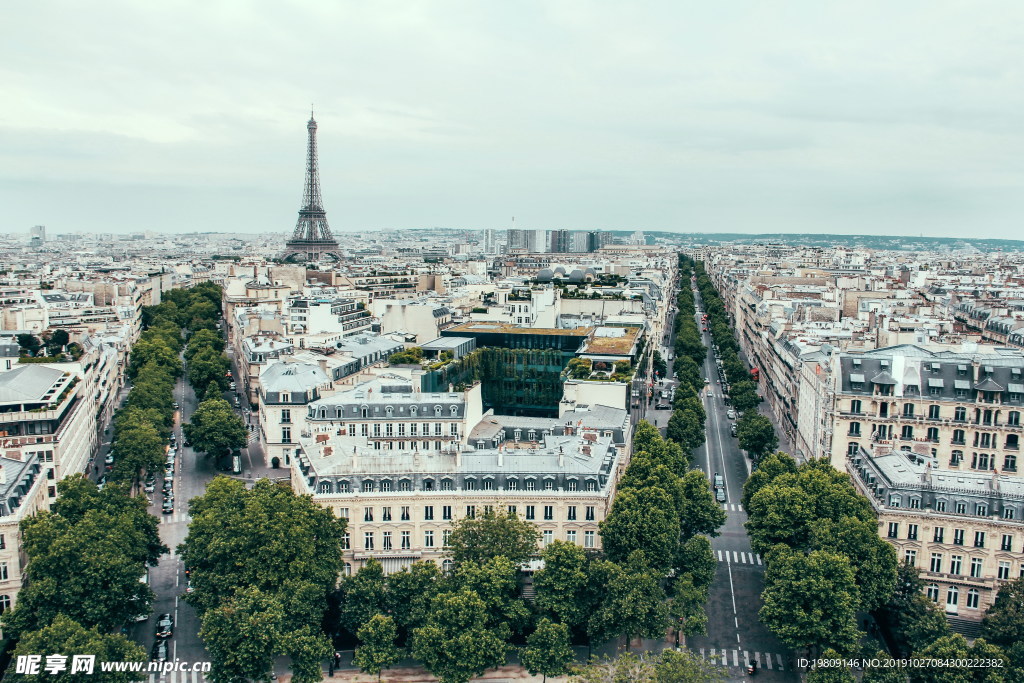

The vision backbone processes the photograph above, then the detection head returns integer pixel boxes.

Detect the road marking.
[717,550,723,561]
[766,652,773,670]
[756,553,762,565]
[733,649,739,667]
[777,653,785,670]
[732,551,739,563]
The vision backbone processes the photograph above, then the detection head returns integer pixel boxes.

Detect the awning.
[870,371,897,385]
[1008,383,1024,394]
[957,364,967,372]
[954,380,971,390]
[931,363,941,370]
[849,373,865,383]
[927,378,944,388]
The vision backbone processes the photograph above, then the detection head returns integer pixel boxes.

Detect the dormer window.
[282,392,290,403]
[434,406,442,416]
[385,406,393,417]
[410,406,418,416]
[450,406,458,416]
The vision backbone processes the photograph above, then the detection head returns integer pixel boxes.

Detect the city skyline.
[4,2,1024,237]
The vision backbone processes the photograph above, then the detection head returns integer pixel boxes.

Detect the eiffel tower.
[282,111,342,261]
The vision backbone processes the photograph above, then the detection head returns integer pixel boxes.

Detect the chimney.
[558,445,564,468]
[456,443,462,468]
[0,465,5,485]
[497,447,503,468]
[318,358,328,373]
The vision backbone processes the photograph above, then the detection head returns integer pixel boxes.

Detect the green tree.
[908,634,1006,683]
[730,380,760,412]
[412,590,508,683]
[600,486,681,572]
[759,547,860,658]
[667,574,708,647]
[183,398,247,460]
[354,615,402,682]
[179,478,345,669]
[982,576,1024,648]
[200,587,283,683]
[810,517,897,611]
[447,508,539,567]
[110,420,165,483]
[741,450,798,508]
[736,412,777,460]
[586,554,670,652]
[521,618,574,683]
[45,329,70,356]
[653,648,725,683]
[184,328,225,358]
[3,476,166,636]
[284,626,334,683]
[17,332,42,356]
[674,535,715,593]
[385,561,442,647]
[862,651,910,683]
[805,648,856,683]
[336,559,389,637]
[12,615,146,683]
[452,556,530,637]
[678,469,726,541]
[187,346,231,393]
[534,541,594,633]
[204,380,223,402]
[666,409,704,453]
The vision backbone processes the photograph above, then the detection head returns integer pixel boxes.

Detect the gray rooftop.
[0,365,66,404]
[260,362,329,394]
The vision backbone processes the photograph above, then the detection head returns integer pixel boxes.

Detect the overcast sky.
[4,1,1024,238]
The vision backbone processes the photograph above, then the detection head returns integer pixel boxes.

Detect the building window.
[887,522,899,538]
[926,584,940,602]
[910,498,921,509]
[466,506,476,519]
[1010,411,1021,426]
[903,404,915,418]
[967,589,980,609]
[364,533,374,550]
[850,399,862,414]
[442,530,451,547]
[970,558,983,578]
[1006,454,1018,472]
[383,532,392,550]
[950,451,963,467]
[928,405,940,419]
[950,555,963,575]
[890,495,902,508]
[1003,534,1013,551]
[0,535,5,550]
[281,409,291,424]
[525,479,536,491]
[946,586,959,609]
[907,524,919,540]
[584,531,595,548]
[542,530,553,546]
[424,506,434,521]
[936,500,947,512]
[526,505,535,520]
[362,480,374,493]
[998,561,1011,580]
[977,503,988,517]
[567,479,578,492]
[442,558,453,573]
[849,422,861,437]
[399,480,411,492]
[382,507,392,521]
[482,479,494,491]
[424,530,434,547]
[410,424,418,436]
[932,527,945,544]
[956,502,966,515]
[423,479,434,491]
[282,427,291,443]
[401,531,411,550]
[953,529,965,545]
[400,506,410,521]
[507,505,517,516]
[586,506,595,521]
[952,429,965,445]
[398,423,406,437]
[373,424,381,437]
[341,533,350,550]
[927,427,939,442]
[544,506,554,520]
[465,479,477,491]
[930,553,943,573]
[361,424,369,436]
[567,530,577,544]
[364,507,374,522]
[901,425,913,440]
[441,479,454,491]
[434,423,442,436]
[343,562,352,577]
[442,506,452,521]
[955,406,967,421]
[567,506,577,521]
[586,480,597,492]
[385,423,394,437]
[507,479,518,491]
[544,480,554,491]
[381,480,393,493]
[975,532,986,548]
[904,550,917,566]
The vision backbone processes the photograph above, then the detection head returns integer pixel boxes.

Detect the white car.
[727,409,737,420]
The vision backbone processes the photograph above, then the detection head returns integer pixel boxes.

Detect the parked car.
[185,580,194,595]
[655,403,670,410]
[726,409,736,420]
[155,613,174,639]
[143,481,156,493]
[151,640,168,663]
[730,424,737,437]
[104,453,115,465]
[172,402,179,410]
[164,464,174,476]
[162,501,174,515]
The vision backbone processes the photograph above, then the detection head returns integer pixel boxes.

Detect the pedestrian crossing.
[160,510,192,525]
[720,503,743,512]
[147,670,207,683]
[716,550,763,565]
[246,430,259,444]
[698,648,786,671]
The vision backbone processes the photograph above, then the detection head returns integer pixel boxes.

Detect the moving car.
[714,473,724,488]
[162,501,174,515]
[155,613,174,639]
[716,488,726,503]
[730,424,737,437]
[655,403,670,410]
[172,402,179,410]
[104,453,115,465]
[151,640,168,663]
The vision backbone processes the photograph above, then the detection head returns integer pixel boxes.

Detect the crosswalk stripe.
[720,650,727,666]
[732,551,739,563]
[732,649,739,667]
[777,653,785,671]
[721,503,727,511]
[738,504,743,512]
[756,553,763,565]
[697,647,786,670]
[717,550,723,561]
[766,652,773,670]
[743,651,749,668]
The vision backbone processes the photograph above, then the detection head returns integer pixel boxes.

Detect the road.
[638,282,796,681]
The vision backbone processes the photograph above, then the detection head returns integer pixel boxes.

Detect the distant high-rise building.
[483,229,496,253]
[586,231,605,252]
[550,229,570,253]
[283,111,342,262]
[507,228,531,251]
[631,230,645,245]
[29,225,46,242]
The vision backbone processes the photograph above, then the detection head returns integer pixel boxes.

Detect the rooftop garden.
[565,357,633,382]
